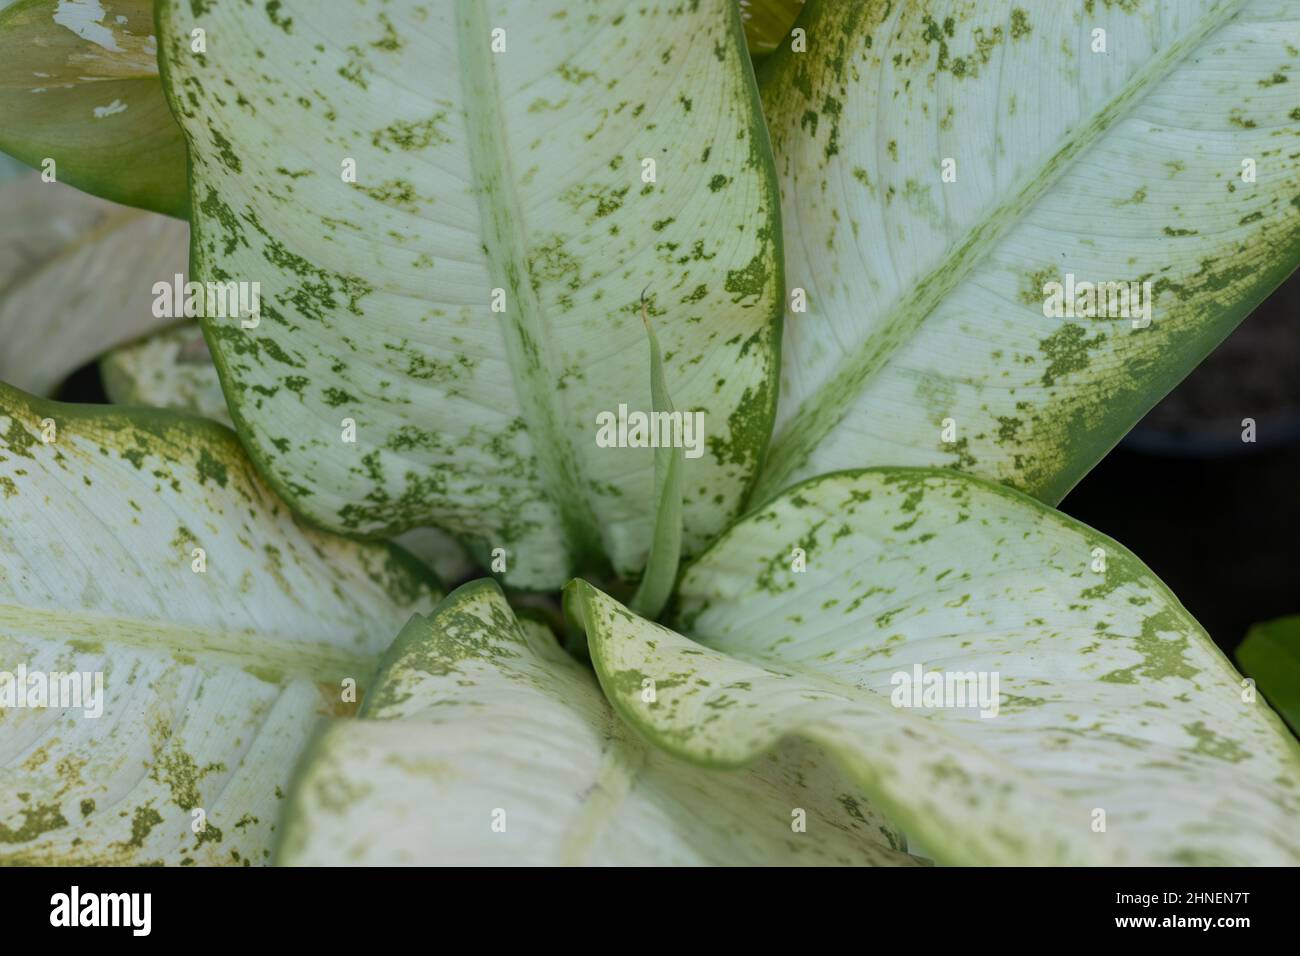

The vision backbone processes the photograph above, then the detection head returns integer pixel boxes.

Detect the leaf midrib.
[755,0,1250,502]
[558,707,648,865]
[0,603,374,683]
[455,0,604,569]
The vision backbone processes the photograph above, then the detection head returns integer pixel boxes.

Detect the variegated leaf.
[569,469,1300,865]
[155,0,782,589]
[101,323,232,427]
[755,0,1300,504]
[99,322,478,583]
[277,579,920,866]
[0,382,442,864]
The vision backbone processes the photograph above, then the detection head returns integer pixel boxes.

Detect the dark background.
[57,272,1298,660]
[1060,270,1299,658]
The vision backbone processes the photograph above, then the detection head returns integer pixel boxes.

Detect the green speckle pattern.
[570,469,1300,866]
[156,0,782,588]
[755,0,1300,507]
[276,581,918,866]
[101,324,235,428]
[0,383,442,865]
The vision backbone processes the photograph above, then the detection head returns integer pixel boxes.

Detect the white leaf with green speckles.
[155,0,782,589]
[0,0,189,217]
[0,382,442,864]
[568,469,1300,865]
[99,323,478,582]
[277,579,920,866]
[756,0,1300,504]
[0,173,187,396]
[101,323,235,427]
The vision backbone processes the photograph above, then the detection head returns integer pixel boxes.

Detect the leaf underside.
[100,323,234,428]
[155,0,783,589]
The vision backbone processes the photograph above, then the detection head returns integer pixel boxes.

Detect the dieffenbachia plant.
[152,0,783,591]
[278,472,1300,866]
[754,0,1300,504]
[2,0,1299,866]
[0,382,441,863]
[277,579,921,866]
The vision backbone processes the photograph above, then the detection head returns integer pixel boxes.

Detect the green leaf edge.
[152,0,787,576]
[0,377,445,600]
[270,577,505,865]
[0,0,191,219]
[150,6,355,551]
[1238,615,1300,737]
[568,464,1300,866]
[729,0,787,508]
[749,0,1300,508]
